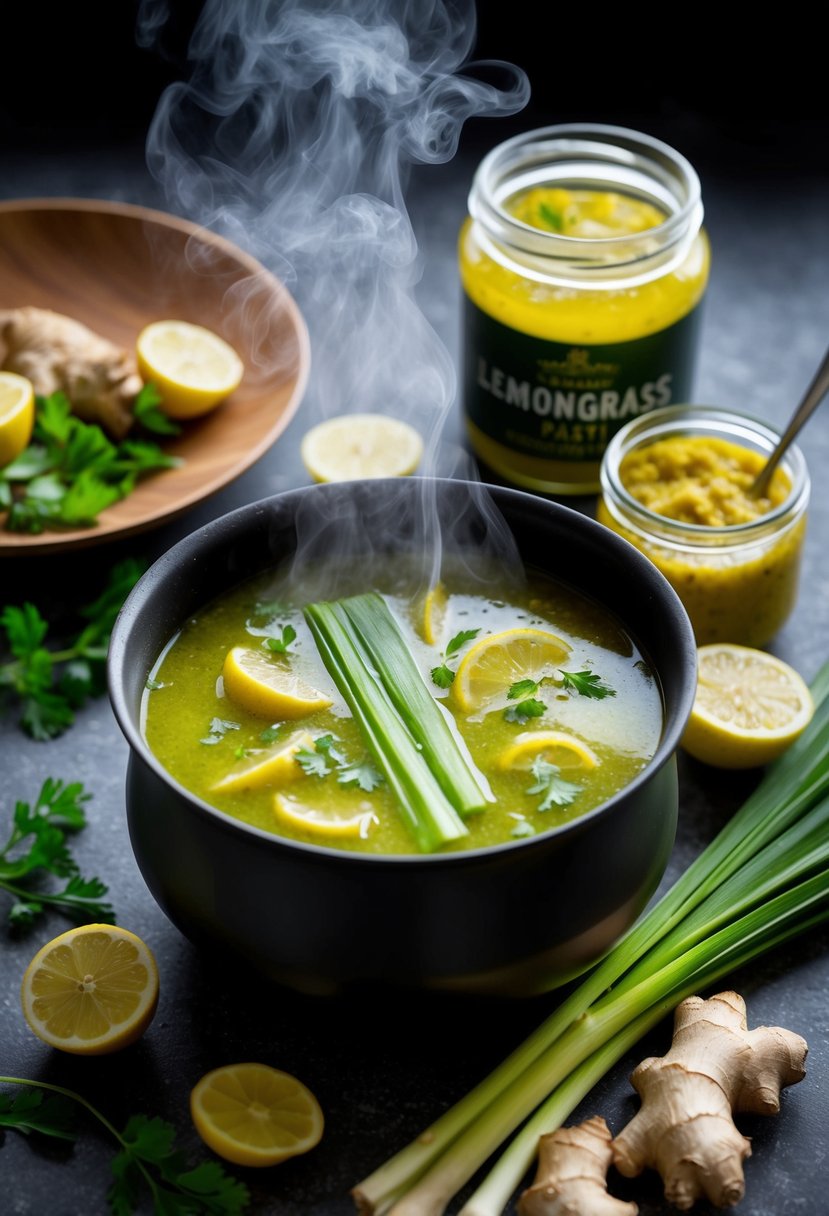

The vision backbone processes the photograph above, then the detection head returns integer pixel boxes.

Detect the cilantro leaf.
[504,697,546,724]
[0,1088,77,1141]
[132,383,182,436]
[58,470,121,526]
[337,761,384,792]
[507,678,539,701]
[430,628,480,689]
[313,733,345,764]
[200,718,241,746]
[526,758,582,811]
[445,628,481,658]
[559,670,616,700]
[430,663,455,689]
[265,624,297,654]
[259,725,280,744]
[296,748,330,778]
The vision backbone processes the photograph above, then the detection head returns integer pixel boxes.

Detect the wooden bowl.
[0,199,309,553]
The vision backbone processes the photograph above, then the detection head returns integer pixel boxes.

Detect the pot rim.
[108,477,697,868]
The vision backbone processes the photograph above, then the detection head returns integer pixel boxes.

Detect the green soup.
[143,566,663,856]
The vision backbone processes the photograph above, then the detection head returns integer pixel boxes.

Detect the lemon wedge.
[21,924,159,1055]
[453,628,571,714]
[136,320,243,419]
[212,729,315,792]
[418,583,448,646]
[274,793,377,840]
[682,644,814,769]
[499,730,599,773]
[300,414,423,482]
[222,647,332,719]
[191,1063,324,1168]
[0,371,35,467]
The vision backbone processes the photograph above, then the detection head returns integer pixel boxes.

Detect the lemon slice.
[212,729,315,792]
[0,371,35,467]
[682,644,814,769]
[274,793,377,840]
[20,924,159,1055]
[136,320,243,419]
[222,647,332,719]
[191,1062,324,1168]
[300,414,423,482]
[453,628,571,714]
[499,730,599,772]
[418,583,448,646]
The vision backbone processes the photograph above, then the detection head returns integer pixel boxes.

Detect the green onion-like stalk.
[353,660,829,1214]
[305,600,467,853]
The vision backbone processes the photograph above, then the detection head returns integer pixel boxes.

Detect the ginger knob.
[612,991,807,1210]
[519,1116,637,1216]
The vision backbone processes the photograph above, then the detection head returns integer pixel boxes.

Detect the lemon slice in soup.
[212,729,314,792]
[499,731,599,773]
[418,583,448,646]
[453,628,571,714]
[274,794,378,840]
[222,647,333,719]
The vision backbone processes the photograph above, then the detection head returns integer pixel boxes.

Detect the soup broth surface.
[144,564,663,855]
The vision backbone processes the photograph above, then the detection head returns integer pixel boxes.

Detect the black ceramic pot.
[108,479,696,996]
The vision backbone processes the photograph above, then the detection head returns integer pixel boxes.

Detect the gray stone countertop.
[1,134,828,1216]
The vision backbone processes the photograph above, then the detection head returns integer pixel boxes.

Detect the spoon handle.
[752,345,829,497]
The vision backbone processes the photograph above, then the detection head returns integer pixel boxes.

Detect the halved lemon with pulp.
[0,371,35,467]
[191,1062,324,1168]
[222,647,332,719]
[136,320,243,419]
[21,924,159,1055]
[300,414,423,482]
[499,730,599,772]
[274,793,377,840]
[682,643,814,769]
[453,628,571,714]
[212,729,315,792]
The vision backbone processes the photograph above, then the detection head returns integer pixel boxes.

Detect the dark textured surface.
[1,126,829,1216]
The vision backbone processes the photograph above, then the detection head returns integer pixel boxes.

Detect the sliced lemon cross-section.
[191,1063,324,1168]
[418,582,448,646]
[20,924,159,1055]
[274,793,377,840]
[222,647,332,720]
[136,319,244,419]
[682,643,814,769]
[300,413,423,482]
[0,371,35,467]
[212,729,315,793]
[499,730,599,773]
[453,628,571,714]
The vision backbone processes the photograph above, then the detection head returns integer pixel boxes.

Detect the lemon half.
[21,924,159,1055]
[0,371,35,467]
[682,644,814,769]
[300,414,423,482]
[453,628,571,714]
[222,647,332,720]
[191,1063,324,1168]
[136,320,243,419]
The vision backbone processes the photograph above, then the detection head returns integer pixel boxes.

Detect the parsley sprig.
[0,391,181,534]
[0,559,144,739]
[526,757,582,811]
[0,779,113,929]
[430,629,480,689]
[504,679,546,723]
[265,624,296,654]
[296,734,383,791]
[0,1078,249,1215]
[560,669,616,700]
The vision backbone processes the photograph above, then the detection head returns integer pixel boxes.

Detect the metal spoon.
[751,345,829,497]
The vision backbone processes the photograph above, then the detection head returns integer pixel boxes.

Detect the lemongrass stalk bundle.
[305,600,467,853]
[354,659,829,1214]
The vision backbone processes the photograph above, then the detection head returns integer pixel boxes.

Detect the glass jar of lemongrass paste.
[459,124,710,493]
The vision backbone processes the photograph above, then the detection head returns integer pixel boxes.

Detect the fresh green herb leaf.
[233,745,250,761]
[338,761,384,792]
[430,662,455,689]
[559,669,616,700]
[265,624,297,654]
[526,757,582,811]
[0,779,113,928]
[296,748,330,778]
[132,383,182,436]
[505,697,546,724]
[445,628,480,659]
[538,202,564,232]
[508,678,540,701]
[510,820,535,839]
[259,725,281,744]
[314,733,346,764]
[200,718,241,746]
[0,1079,249,1215]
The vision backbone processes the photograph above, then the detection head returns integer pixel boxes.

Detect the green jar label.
[462,298,702,463]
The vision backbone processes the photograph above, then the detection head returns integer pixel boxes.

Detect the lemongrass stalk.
[305,601,467,852]
[342,593,491,815]
[354,664,829,1208]
[383,873,829,1216]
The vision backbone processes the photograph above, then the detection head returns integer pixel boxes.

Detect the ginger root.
[0,307,142,439]
[518,1116,637,1216]
[612,991,807,1211]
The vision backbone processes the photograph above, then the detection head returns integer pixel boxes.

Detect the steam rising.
[139,0,529,586]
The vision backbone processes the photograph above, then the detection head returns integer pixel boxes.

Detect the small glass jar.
[459,124,710,494]
[597,406,810,647]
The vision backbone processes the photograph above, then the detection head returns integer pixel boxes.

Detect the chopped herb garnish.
[505,697,546,724]
[233,745,250,761]
[559,670,616,700]
[200,717,241,746]
[131,382,182,437]
[265,624,297,654]
[510,820,535,839]
[295,748,330,778]
[314,733,346,764]
[338,761,385,792]
[260,725,281,744]
[508,678,540,701]
[538,202,564,232]
[430,628,481,689]
[526,758,582,811]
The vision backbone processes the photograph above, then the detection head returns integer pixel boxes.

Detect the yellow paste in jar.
[597,435,805,647]
[460,187,711,490]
